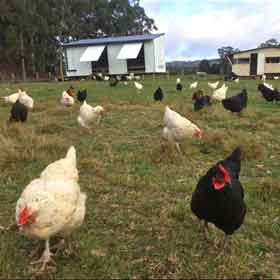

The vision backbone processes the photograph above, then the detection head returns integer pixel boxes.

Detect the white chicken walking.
[16,146,86,271]
[208,81,219,89]
[190,81,198,89]
[77,101,106,129]
[61,91,75,106]
[134,81,143,92]
[163,106,203,153]
[212,83,228,101]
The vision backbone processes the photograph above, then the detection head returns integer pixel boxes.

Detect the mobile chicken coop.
[62,33,166,78]
[232,46,280,78]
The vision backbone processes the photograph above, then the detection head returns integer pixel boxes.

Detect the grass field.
[0,75,279,278]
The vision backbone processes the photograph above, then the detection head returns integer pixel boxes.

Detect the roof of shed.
[62,33,165,47]
[233,46,280,54]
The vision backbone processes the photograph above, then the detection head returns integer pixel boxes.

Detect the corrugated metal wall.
[154,36,166,73]
[65,47,91,77]
[144,41,155,73]
[107,44,128,75]
[65,35,166,76]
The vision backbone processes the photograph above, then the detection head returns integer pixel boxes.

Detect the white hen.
[61,91,75,106]
[190,81,198,89]
[208,81,219,89]
[234,78,240,83]
[77,101,106,129]
[16,146,86,271]
[134,81,143,91]
[212,83,228,101]
[163,106,203,153]
[274,76,279,80]
[18,91,34,109]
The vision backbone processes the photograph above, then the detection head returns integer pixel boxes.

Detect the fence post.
[11,73,15,82]
[36,72,39,80]
[153,73,155,81]
[48,72,52,80]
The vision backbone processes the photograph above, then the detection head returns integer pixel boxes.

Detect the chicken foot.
[30,239,56,272]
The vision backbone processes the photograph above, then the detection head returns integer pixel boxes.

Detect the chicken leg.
[31,239,56,272]
[175,142,181,153]
[202,221,210,241]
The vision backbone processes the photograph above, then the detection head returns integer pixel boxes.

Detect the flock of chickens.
[0,76,278,274]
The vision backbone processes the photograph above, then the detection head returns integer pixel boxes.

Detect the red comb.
[218,164,231,183]
[212,164,231,190]
[17,206,29,226]
[195,130,203,138]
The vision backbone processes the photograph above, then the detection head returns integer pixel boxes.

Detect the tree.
[258,38,279,48]
[217,46,239,76]
[0,0,156,78]
[199,60,211,73]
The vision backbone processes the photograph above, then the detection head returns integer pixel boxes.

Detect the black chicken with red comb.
[191,147,246,246]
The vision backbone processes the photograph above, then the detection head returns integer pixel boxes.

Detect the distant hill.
[166,58,221,73]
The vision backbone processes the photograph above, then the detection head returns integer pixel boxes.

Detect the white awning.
[117,43,143,59]
[80,45,105,62]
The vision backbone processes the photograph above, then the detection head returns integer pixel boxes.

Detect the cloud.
[140,0,280,60]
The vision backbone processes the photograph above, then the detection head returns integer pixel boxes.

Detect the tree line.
[0,0,156,80]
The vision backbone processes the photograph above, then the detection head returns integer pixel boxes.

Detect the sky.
[140,0,280,61]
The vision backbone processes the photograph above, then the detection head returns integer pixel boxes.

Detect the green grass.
[0,75,279,278]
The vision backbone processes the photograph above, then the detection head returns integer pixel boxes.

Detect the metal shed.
[62,33,166,77]
[232,47,280,77]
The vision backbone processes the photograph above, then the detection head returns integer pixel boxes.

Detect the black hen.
[222,89,248,113]
[176,83,183,92]
[77,89,87,103]
[191,147,246,244]
[153,87,163,101]
[109,78,119,87]
[194,96,211,111]
[9,100,28,122]
[258,84,279,102]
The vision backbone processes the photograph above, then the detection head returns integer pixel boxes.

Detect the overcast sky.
[140,0,280,61]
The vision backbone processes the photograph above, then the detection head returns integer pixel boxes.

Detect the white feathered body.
[61,91,75,106]
[3,92,20,104]
[264,82,274,90]
[77,101,105,128]
[212,83,228,101]
[15,146,86,240]
[134,81,143,90]
[190,82,198,89]
[208,81,219,89]
[163,106,203,142]
[18,92,34,109]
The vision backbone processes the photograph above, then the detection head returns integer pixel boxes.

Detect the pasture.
[0,76,279,278]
